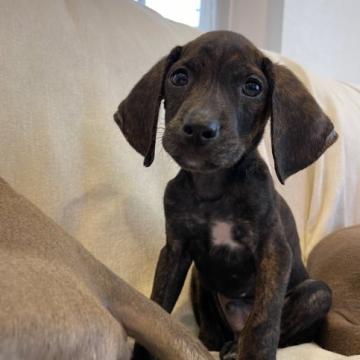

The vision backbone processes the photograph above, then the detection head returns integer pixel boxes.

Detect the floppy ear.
[114,47,182,167]
[263,59,338,184]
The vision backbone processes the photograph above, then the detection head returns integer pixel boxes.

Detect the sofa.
[1,0,360,358]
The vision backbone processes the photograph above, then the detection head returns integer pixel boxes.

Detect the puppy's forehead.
[181,31,263,65]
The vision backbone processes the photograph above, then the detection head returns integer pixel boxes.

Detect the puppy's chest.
[211,221,239,249]
[181,206,257,256]
[208,219,246,250]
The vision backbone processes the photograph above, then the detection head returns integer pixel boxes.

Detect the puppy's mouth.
[170,147,244,173]
[172,155,220,173]
[162,128,245,173]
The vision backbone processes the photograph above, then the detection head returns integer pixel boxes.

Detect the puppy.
[0,177,212,360]
[115,31,337,360]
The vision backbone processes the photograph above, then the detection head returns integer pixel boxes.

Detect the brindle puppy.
[114,31,337,360]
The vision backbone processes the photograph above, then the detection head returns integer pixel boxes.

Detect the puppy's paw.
[219,340,238,360]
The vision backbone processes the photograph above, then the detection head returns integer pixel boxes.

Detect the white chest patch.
[211,221,240,249]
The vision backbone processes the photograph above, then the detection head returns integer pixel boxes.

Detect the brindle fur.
[115,31,337,360]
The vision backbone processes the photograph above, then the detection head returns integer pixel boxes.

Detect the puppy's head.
[114,31,337,183]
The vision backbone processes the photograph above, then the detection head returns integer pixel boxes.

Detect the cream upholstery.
[1,0,360,358]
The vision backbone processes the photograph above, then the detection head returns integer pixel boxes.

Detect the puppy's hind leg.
[191,268,233,351]
[279,279,332,347]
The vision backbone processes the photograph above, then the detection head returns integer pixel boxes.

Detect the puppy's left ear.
[114,46,182,167]
[263,58,338,184]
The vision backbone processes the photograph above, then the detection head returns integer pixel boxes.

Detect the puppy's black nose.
[182,120,220,142]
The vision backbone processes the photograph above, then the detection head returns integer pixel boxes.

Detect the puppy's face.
[115,31,337,183]
[162,33,269,173]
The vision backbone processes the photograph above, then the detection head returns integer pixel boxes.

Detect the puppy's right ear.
[114,46,182,167]
[263,58,337,184]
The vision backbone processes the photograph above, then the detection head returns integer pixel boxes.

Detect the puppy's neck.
[188,151,263,201]
[189,168,232,201]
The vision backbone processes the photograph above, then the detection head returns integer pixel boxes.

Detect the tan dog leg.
[308,226,360,356]
[0,178,211,360]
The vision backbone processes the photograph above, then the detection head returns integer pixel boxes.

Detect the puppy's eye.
[170,69,189,86]
[242,77,262,97]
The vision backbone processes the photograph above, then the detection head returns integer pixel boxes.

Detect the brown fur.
[308,226,360,356]
[0,177,213,360]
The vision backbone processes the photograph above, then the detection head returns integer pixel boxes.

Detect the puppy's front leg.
[132,229,192,359]
[241,230,291,360]
[150,235,192,311]
[222,227,292,360]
